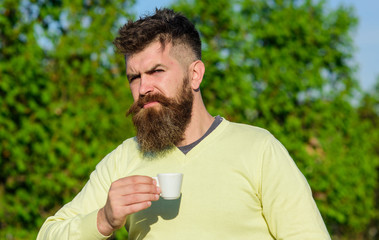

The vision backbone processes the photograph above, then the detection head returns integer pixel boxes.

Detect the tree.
[2,0,378,239]
[173,0,378,238]
[0,0,135,238]
[358,77,379,239]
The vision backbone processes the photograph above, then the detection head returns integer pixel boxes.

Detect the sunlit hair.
[113,8,201,60]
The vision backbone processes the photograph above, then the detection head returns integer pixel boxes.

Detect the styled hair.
[113,8,201,60]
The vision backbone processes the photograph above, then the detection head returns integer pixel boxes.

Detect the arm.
[37,147,160,240]
[37,152,114,240]
[260,136,331,240]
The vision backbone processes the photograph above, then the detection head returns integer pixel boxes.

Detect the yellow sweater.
[38,119,330,240]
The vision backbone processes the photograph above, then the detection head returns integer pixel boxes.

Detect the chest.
[123,150,268,238]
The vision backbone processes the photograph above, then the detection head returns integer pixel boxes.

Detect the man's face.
[126,41,194,153]
[126,41,188,105]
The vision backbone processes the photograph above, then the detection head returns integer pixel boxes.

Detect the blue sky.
[134,0,379,92]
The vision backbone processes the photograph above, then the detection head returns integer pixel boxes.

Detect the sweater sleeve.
[260,136,331,240]
[37,146,122,240]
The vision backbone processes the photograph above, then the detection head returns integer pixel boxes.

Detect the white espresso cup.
[155,173,183,200]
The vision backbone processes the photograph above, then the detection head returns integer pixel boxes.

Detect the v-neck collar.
[178,115,223,154]
[171,117,229,159]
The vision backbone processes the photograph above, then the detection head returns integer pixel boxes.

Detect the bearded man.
[38,8,331,240]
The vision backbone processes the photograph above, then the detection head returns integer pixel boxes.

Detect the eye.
[128,75,140,83]
[153,69,164,73]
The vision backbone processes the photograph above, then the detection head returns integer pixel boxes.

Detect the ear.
[189,60,205,91]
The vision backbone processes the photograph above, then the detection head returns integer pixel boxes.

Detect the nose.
[138,74,154,96]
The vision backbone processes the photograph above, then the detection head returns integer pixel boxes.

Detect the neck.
[177,95,214,147]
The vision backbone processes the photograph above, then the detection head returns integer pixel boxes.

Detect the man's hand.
[97,175,160,236]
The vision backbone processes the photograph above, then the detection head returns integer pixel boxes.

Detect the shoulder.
[109,137,139,160]
[223,120,275,143]
[95,137,138,169]
[212,119,284,157]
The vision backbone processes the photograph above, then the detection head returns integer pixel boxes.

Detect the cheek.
[132,95,139,102]
[130,85,140,101]
[166,75,184,96]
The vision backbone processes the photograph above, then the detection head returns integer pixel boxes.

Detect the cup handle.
[152,177,159,187]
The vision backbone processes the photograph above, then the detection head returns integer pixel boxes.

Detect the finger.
[105,194,159,222]
[124,201,154,215]
[110,176,159,195]
[122,193,160,206]
[110,182,159,197]
[123,183,160,195]
[117,175,156,186]
[109,192,160,206]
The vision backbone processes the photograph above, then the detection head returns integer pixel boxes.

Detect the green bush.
[0,0,135,238]
[1,0,378,239]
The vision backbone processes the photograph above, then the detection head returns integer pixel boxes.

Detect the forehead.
[126,41,173,71]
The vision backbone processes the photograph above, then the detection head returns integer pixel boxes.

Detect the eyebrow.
[126,64,166,81]
[126,73,140,82]
[145,64,166,73]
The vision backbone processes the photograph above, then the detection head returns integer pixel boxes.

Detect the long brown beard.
[127,77,193,154]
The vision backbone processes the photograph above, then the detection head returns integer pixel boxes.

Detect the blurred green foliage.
[0,0,378,239]
[0,0,134,238]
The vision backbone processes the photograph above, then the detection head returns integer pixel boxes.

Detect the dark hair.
[113,8,201,60]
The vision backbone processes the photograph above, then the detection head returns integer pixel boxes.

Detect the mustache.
[127,93,175,116]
